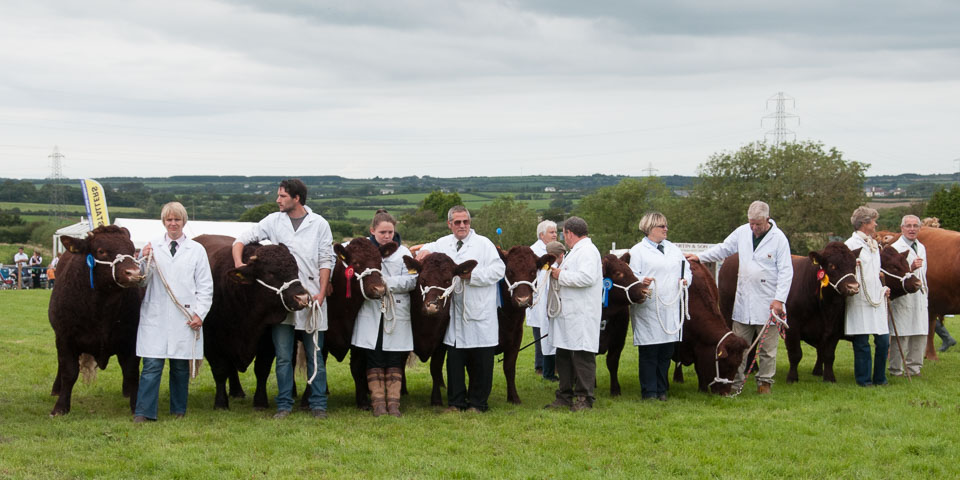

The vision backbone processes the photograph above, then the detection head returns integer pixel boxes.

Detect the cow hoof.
[823,377,836,383]
[230,391,246,399]
[214,404,229,410]
[49,409,67,417]
[508,398,522,405]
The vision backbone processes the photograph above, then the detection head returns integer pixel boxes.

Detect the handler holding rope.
[888,215,928,378]
[687,201,792,395]
[133,202,213,423]
[352,209,416,417]
[628,212,690,402]
[845,206,890,387]
[233,179,334,419]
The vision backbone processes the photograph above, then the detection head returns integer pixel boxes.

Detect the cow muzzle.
[294,293,311,308]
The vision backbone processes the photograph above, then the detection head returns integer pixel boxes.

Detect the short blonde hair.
[850,206,878,231]
[160,202,188,224]
[638,212,668,235]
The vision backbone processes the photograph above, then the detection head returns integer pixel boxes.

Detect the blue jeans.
[852,334,890,386]
[135,357,189,419]
[272,324,327,412]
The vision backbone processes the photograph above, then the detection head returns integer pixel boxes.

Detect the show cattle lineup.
[45,179,957,421]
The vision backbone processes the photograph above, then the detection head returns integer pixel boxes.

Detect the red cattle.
[496,246,555,404]
[403,253,477,406]
[915,227,960,360]
[194,234,311,410]
[595,253,651,396]
[48,225,143,416]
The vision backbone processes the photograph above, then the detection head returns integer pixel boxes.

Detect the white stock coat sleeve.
[698,229,739,264]
[467,244,505,287]
[773,240,793,303]
[190,251,214,320]
[235,218,270,245]
[559,258,602,287]
[386,246,417,293]
[315,224,334,272]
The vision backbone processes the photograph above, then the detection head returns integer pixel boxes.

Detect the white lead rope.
[255,278,303,312]
[708,331,737,389]
[647,278,690,336]
[304,299,326,385]
[879,267,923,294]
[94,253,140,287]
[856,261,887,307]
[610,279,646,305]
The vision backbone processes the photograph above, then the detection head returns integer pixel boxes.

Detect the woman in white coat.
[352,209,417,417]
[844,206,890,387]
[133,202,213,422]
[628,212,691,401]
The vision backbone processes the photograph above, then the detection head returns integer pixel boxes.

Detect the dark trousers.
[637,342,675,398]
[358,316,405,369]
[446,345,495,411]
[852,334,889,386]
[555,348,596,406]
[532,327,544,370]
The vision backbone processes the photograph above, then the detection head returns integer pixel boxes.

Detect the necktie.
[911,242,918,253]
[657,244,664,254]
[456,240,463,251]
[170,241,178,257]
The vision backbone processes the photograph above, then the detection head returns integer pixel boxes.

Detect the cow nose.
[516,294,531,306]
[371,283,386,297]
[847,282,860,295]
[125,267,143,282]
[295,293,311,307]
[426,304,440,315]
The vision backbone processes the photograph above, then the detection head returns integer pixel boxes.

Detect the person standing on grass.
[233,178,335,419]
[528,220,558,380]
[888,215,928,378]
[687,201,792,395]
[28,250,43,289]
[416,205,505,413]
[845,206,890,387]
[352,209,417,417]
[133,202,213,423]
[628,212,690,402]
[13,246,27,287]
[544,216,602,412]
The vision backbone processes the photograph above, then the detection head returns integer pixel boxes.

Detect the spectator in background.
[28,250,43,289]
[13,247,28,288]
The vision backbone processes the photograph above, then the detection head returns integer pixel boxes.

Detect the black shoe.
[657,394,667,402]
[132,415,149,424]
[311,408,328,419]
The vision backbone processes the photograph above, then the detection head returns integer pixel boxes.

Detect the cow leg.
[785,332,802,384]
[693,357,711,393]
[210,363,231,410]
[50,347,80,416]
[252,334,275,411]
[606,325,627,397]
[673,362,684,383]
[819,337,840,383]
[926,314,940,361]
[51,363,62,396]
[429,346,446,407]
[503,331,523,404]
[117,353,140,413]
[350,347,371,410]
[228,369,246,399]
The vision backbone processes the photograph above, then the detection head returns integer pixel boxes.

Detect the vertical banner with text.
[80,178,110,230]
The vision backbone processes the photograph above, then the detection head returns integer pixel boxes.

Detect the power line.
[762,91,799,146]
[48,146,65,221]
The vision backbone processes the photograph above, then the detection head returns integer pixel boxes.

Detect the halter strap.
[707,331,737,389]
[93,253,139,287]
[255,278,303,312]
[610,279,645,305]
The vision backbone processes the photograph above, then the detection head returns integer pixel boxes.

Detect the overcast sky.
[2,1,958,179]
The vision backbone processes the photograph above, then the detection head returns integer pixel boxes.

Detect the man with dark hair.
[416,205,505,413]
[233,178,334,419]
[545,216,602,412]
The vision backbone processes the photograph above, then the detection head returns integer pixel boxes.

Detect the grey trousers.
[888,334,925,376]
[732,321,778,387]
[555,348,596,406]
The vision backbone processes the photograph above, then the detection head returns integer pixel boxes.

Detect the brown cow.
[403,253,477,406]
[496,246,555,404]
[49,225,143,416]
[194,234,311,410]
[596,253,650,396]
[720,241,860,384]
[915,227,960,360]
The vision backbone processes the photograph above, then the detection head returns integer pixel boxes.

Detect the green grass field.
[2,290,959,479]
[0,202,145,215]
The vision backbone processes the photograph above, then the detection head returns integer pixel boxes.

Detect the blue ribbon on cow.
[85,254,96,289]
[602,278,613,307]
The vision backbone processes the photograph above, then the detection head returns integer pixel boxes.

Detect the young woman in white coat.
[133,202,213,423]
[844,206,890,387]
[628,212,691,401]
[352,210,416,417]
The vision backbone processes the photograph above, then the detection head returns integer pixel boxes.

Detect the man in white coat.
[545,216,602,412]
[528,220,558,380]
[233,179,334,419]
[889,215,928,377]
[688,201,793,395]
[134,202,213,422]
[416,205,505,413]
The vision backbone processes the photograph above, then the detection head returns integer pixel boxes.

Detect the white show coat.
[548,237,603,353]
[628,238,692,346]
[699,220,793,326]
[234,206,334,331]
[844,233,889,335]
[889,236,928,336]
[352,244,417,351]
[423,230,505,348]
[137,235,213,360]
[526,239,549,329]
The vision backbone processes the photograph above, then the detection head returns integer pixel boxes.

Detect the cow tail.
[79,353,98,385]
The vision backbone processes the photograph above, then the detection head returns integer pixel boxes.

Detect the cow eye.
[97,248,106,256]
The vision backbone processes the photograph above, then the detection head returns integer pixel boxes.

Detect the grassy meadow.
[1,289,959,479]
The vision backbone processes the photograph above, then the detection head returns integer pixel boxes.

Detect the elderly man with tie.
[888,215,929,377]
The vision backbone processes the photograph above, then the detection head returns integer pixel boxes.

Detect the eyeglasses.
[452,220,470,226]
[655,225,668,229]
[903,224,920,229]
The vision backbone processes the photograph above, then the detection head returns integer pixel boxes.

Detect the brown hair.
[371,208,397,230]
[279,179,308,205]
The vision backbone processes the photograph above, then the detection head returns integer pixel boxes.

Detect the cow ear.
[619,252,631,265]
[454,260,478,277]
[850,247,863,258]
[536,254,556,271]
[899,249,910,261]
[498,248,507,262]
[402,255,422,275]
[334,243,350,264]
[808,251,824,265]
[61,235,88,255]
[228,265,255,284]
[379,242,398,259]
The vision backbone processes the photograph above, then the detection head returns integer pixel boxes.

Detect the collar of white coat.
[752,219,780,249]
[288,205,320,229]
[894,236,922,254]
[568,236,593,254]
[642,236,664,251]
[531,239,546,255]
[452,229,476,247]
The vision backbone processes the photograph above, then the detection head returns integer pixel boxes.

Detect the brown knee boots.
[385,367,403,418]
[366,368,387,417]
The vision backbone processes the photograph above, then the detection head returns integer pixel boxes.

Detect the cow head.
[228,243,311,311]
[334,238,393,300]
[602,253,647,306]
[404,253,477,316]
[499,246,554,308]
[809,241,860,297]
[61,225,142,288]
[874,230,900,248]
[686,261,749,395]
[880,245,922,299]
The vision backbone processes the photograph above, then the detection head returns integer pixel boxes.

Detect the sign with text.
[80,178,110,230]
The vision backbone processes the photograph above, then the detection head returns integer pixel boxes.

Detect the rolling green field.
[2,290,959,479]
[0,202,145,215]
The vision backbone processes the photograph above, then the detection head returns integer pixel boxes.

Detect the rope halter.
[93,253,140,287]
[708,331,737,389]
[304,299,326,384]
[420,276,463,309]
[353,266,386,300]
[610,279,646,305]
[504,275,541,306]
[827,272,857,294]
[879,267,921,294]
[255,278,303,312]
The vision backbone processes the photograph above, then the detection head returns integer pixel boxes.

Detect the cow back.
[918,227,960,315]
